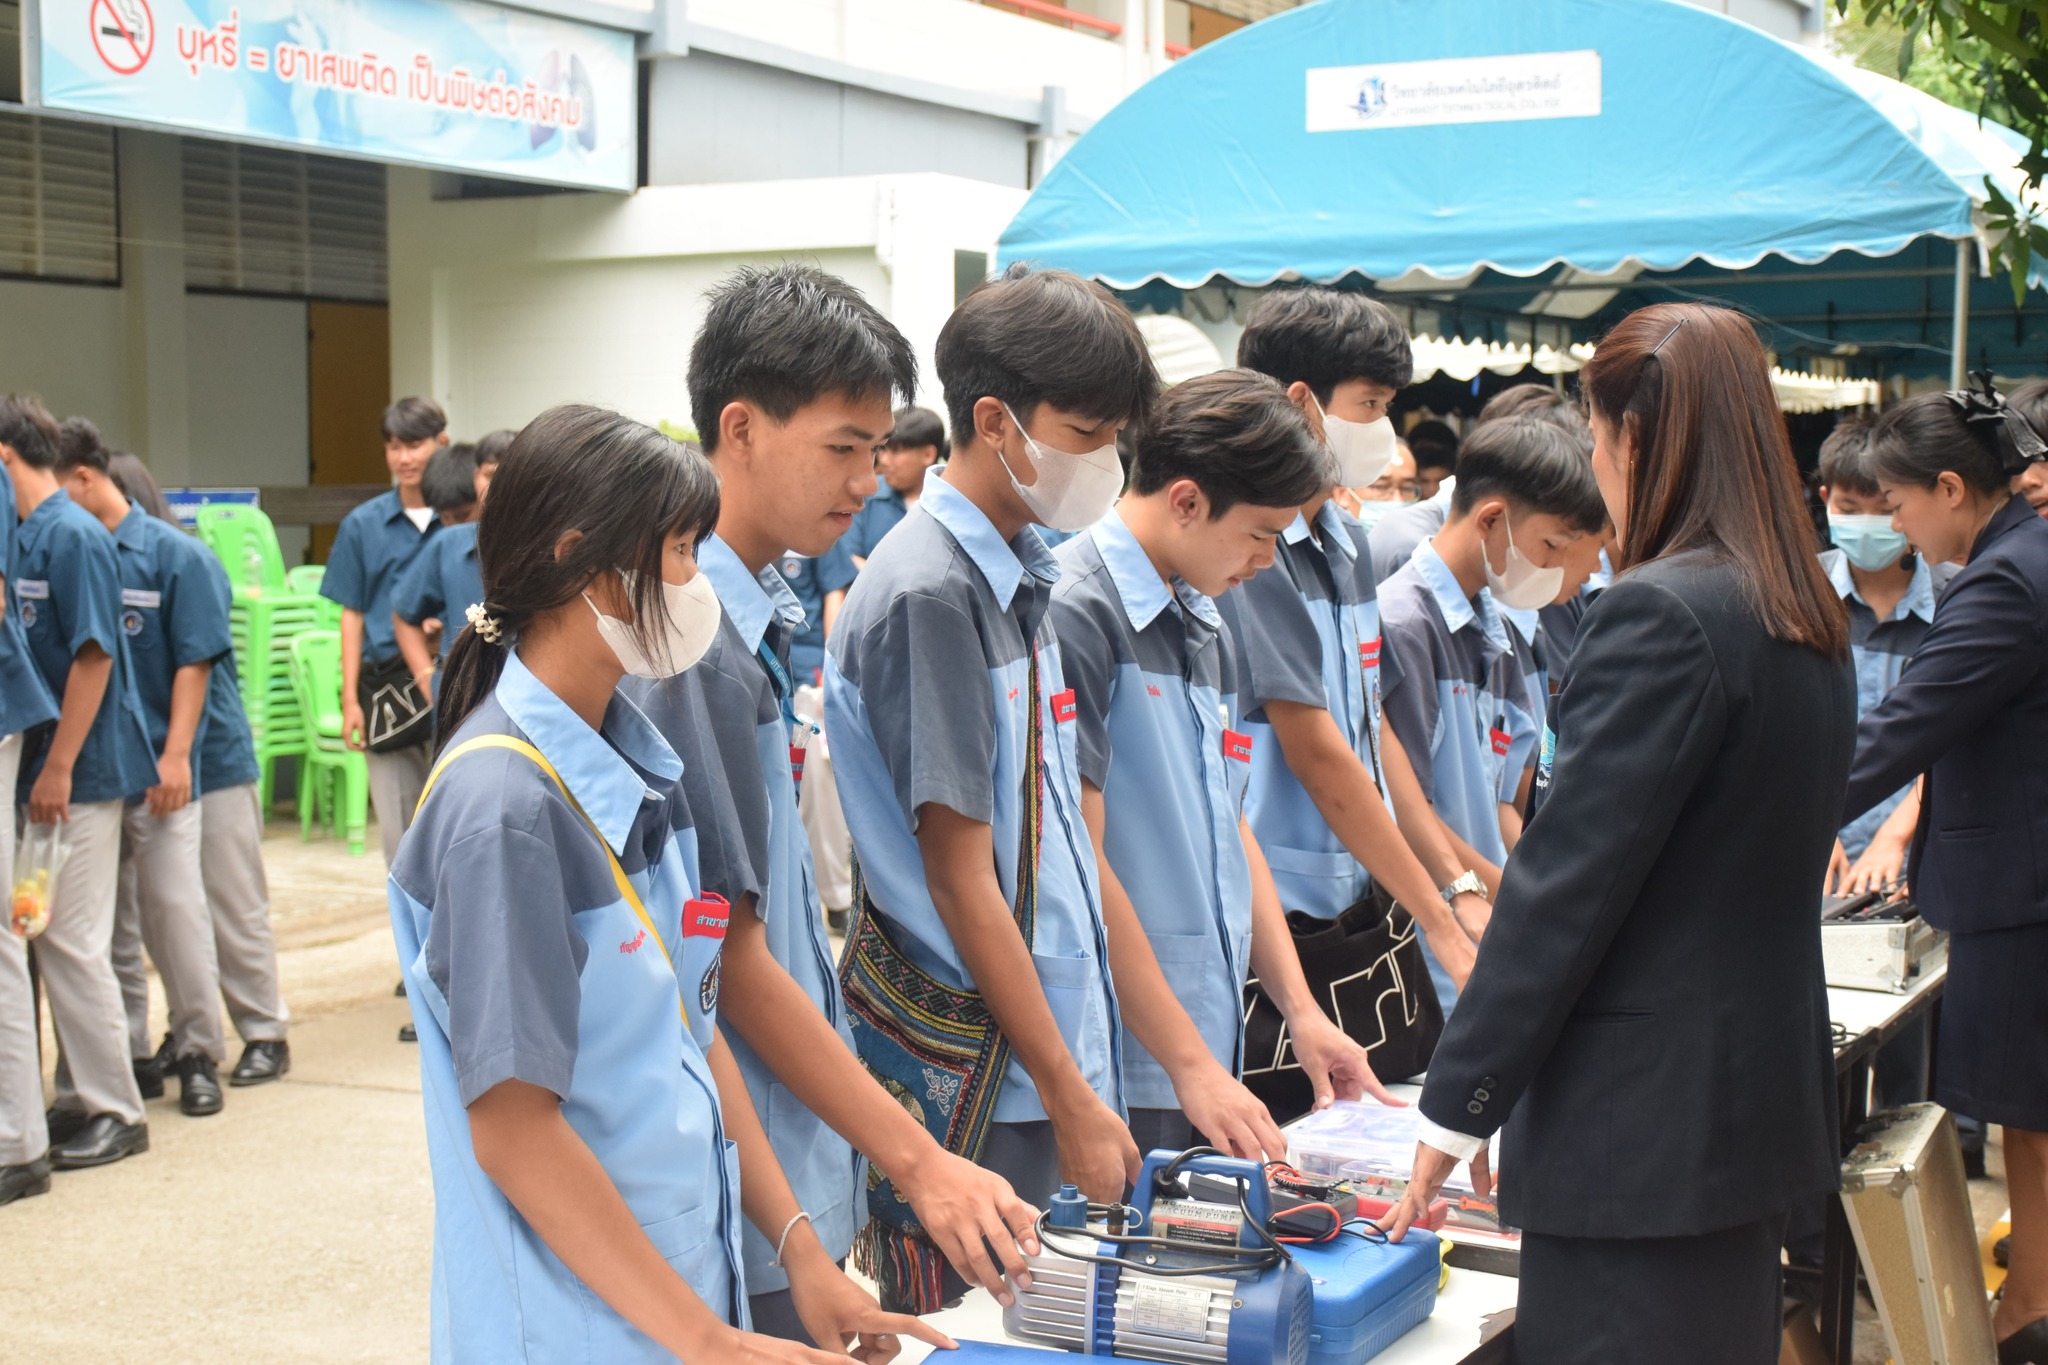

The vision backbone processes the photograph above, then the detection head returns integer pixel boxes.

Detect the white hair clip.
[465,602,504,644]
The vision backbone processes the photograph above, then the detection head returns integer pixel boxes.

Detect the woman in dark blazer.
[1840,387,2048,1363]
[1378,303,1857,1365]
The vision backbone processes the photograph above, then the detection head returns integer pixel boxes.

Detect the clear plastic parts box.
[1287,1100,1512,1236]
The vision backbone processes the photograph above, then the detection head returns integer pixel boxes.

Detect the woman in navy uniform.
[1379,305,1857,1365]
[1841,384,2048,1364]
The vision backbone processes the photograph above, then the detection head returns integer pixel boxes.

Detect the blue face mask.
[1351,499,1406,532]
[1828,513,1910,572]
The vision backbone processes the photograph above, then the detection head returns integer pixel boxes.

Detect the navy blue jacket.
[1842,496,2048,934]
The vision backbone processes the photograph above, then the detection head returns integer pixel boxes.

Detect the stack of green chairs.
[284,565,341,628]
[286,630,368,856]
[194,505,323,810]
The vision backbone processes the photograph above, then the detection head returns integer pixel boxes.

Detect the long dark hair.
[435,404,721,748]
[1580,303,1848,660]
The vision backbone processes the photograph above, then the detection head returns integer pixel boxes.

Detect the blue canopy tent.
[996,0,2048,384]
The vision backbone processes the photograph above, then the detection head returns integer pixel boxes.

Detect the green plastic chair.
[231,593,325,807]
[284,565,326,595]
[196,504,288,594]
[286,630,368,856]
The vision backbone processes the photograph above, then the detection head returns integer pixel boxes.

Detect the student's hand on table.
[709,1325,897,1365]
[1824,839,1851,895]
[1287,1011,1401,1109]
[1421,918,1477,992]
[889,1148,1041,1307]
[784,1236,956,1363]
[1448,890,1492,945]
[145,752,193,817]
[1842,836,1910,898]
[29,763,71,824]
[1177,1060,1288,1161]
[1375,1139,1492,1244]
[1050,1089,1143,1203]
[342,697,368,752]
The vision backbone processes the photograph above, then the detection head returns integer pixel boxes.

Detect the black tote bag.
[1239,887,1445,1124]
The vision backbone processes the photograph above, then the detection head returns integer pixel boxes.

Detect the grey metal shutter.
[0,110,120,284]
[183,139,386,301]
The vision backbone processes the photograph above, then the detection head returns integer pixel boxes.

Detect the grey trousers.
[199,783,286,1043]
[35,798,144,1125]
[0,736,45,1164]
[109,801,226,1063]
[367,744,431,868]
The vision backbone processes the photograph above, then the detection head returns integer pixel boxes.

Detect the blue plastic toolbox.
[1288,1228,1442,1363]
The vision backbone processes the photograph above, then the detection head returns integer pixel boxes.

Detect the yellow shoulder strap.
[419,735,680,1007]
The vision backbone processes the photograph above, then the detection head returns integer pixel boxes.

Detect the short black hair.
[0,394,62,470]
[1449,416,1607,533]
[55,416,109,474]
[474,428,517,467]
[1405,419,1460,472]
[1477,384,1592,453]
[1235,286,1414,402]
[422,442,479,513]
[885,406,948,460]
[1817,413,1878,496]
[108,451,176,521]
[383,397,447,444]
[1131,370,1329,518]
[936,263,1158,447]
[688,264,917,453]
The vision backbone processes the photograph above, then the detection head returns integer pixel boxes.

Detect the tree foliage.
[1837,1,2048,300]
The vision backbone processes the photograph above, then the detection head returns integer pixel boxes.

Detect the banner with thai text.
[33,0,636,190]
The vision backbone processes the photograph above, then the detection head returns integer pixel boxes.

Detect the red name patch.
[683,892,731,940]
[1490,727,1512,757]
[789,745,807,786]
[1359,637,1382,670]
[1223,729,1253,763]
[1052,688,1078,724]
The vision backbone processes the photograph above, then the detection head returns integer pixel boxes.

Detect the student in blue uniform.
[107,454,291,1085]
[631,265,1040,1337]
[323,397,447,870]
[0,426,61,1206]
[845,407,946,570]
[55,424,232,1118]
[1227,289,1496,1019]
[1376,417,1605,1007]
[1053,370,1396,1157]
[827,265,1151,1306]
[0,395,160,1171]
[394,435,506,700]
[395,405,943,1365]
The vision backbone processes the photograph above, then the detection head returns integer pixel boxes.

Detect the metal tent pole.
[1952,238,1971,388]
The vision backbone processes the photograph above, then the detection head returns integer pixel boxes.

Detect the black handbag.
[358,653,433,753]
[1239,887,1445,1124]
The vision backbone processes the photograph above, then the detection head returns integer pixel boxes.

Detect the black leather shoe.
[2000,1316,2048,1365]
[177,1054,224,1117]
[230,1040,290,1087]
[50,1115,148,1169]
[398,1022,417,1043]
[133,1033,173,1100]
[44,1108,88,1146]
[0,1155,51,1206]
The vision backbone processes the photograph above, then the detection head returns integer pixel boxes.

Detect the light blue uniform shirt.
[1219,500,1397,919]
[827,467,1123,1125]
[0,462,59,743]
[390,653,746,1360]
[844,485,912,563]
[1377,542,1541,1008]
[1053,512,1252,1110]
[1823,549,1937,858]
[626,535,862,1295]
[15,491,159,804]
[111,505,235,792]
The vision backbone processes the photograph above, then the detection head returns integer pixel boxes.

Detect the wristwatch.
[1440,870,1488,905]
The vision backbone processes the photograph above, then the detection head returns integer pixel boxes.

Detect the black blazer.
[1841,496,2048,934]
[1419,550,1856,1239]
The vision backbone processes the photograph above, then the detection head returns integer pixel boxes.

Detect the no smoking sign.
[91,0,154,75]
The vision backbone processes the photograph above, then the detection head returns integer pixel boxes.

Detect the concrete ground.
[4,817,2020,1364]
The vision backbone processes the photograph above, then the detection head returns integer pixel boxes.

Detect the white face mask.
[997,403,1124,533]
[585,569,722,679]
[1483,508,1564,612]
[1313,396,1400,488]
